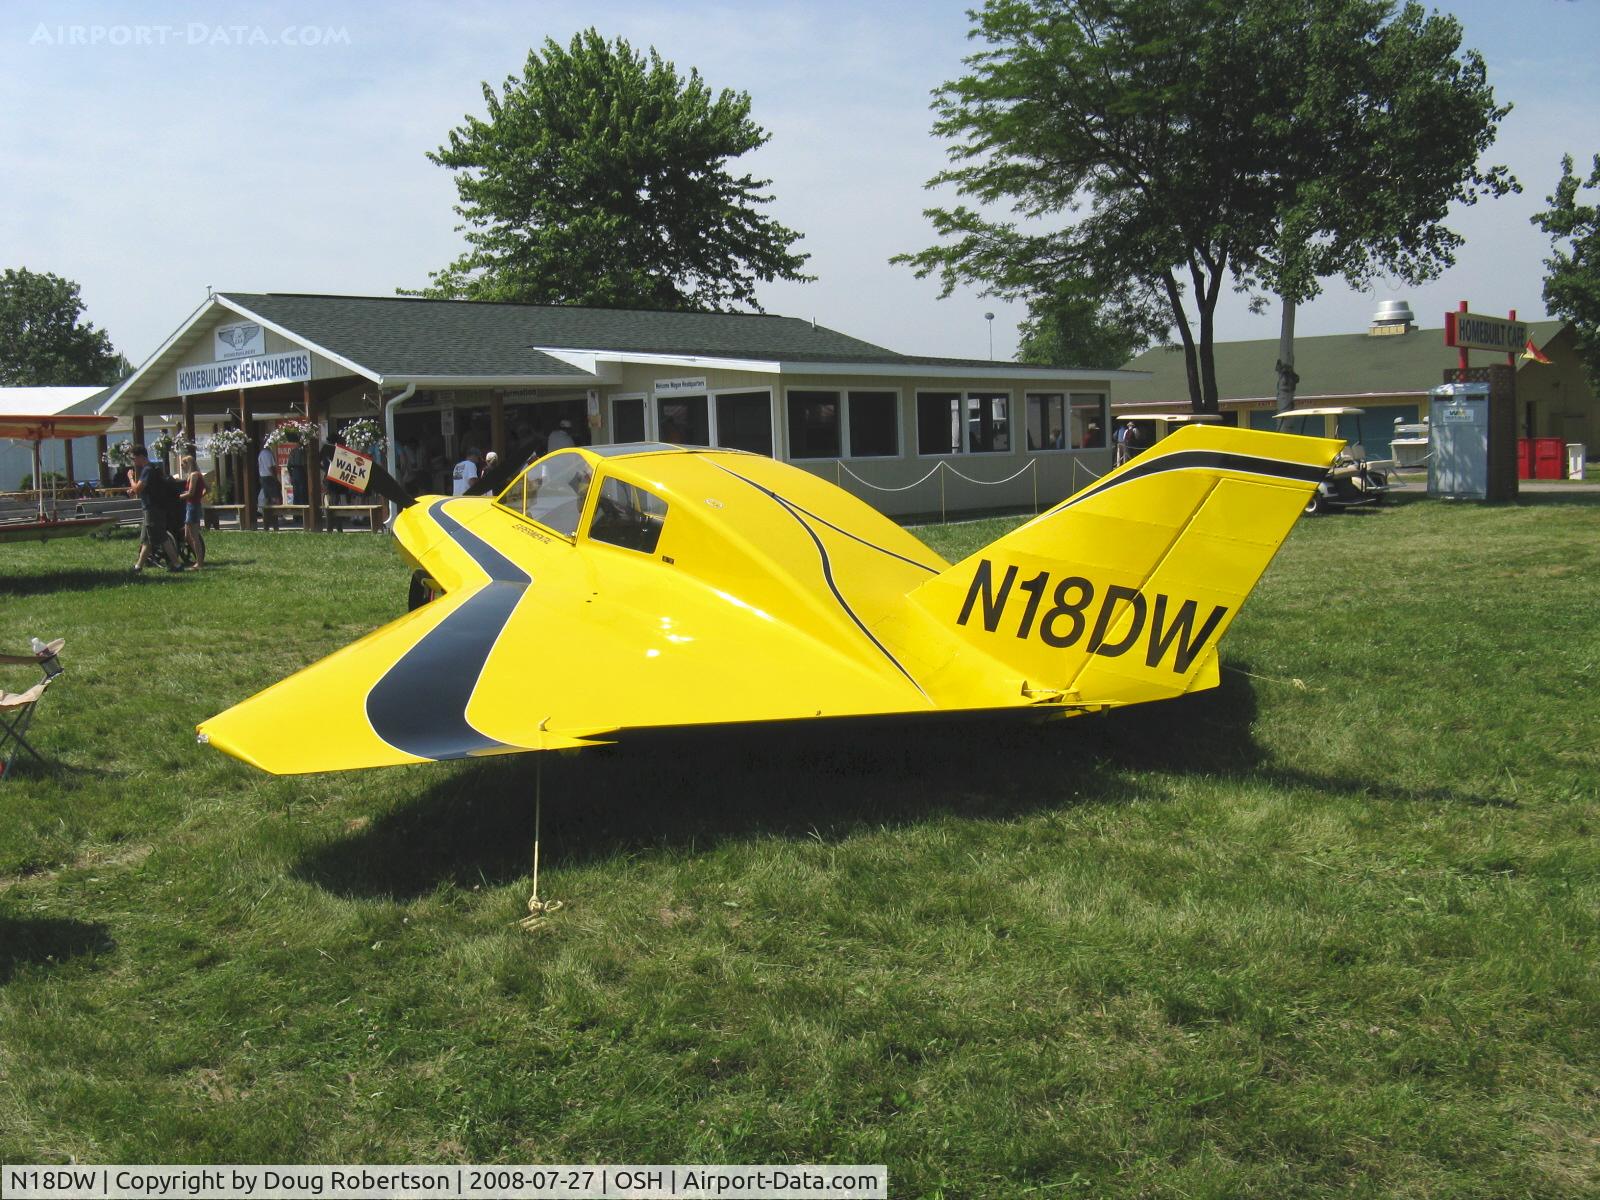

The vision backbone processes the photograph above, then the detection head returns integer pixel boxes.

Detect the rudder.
[908,425,1339,707]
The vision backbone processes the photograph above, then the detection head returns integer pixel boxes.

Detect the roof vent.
[1369,299,1414,337]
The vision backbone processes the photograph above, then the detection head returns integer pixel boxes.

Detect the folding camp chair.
[0,639,64,780]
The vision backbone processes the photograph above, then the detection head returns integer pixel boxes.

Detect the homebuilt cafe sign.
[1444,309,1528,354]
[176,349,312,395]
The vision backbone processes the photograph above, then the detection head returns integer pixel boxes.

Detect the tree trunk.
[1275,297,1299,411]
[1197,306,1220,413]
[1188,256,1225,414]
[1195,286,1221,413]
[1161,272,1203,411]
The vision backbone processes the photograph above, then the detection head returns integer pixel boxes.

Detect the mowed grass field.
[1,492,1597,1198]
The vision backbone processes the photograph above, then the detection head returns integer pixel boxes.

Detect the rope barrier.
[834,455,1117,520]
[836,460,945,492]
[941,459,1037,486]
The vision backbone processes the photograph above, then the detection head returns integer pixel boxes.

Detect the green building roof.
[1116,320,1567,407]
[222,292,909,378]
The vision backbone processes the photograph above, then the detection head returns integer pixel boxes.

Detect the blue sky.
[2,0,1595,368]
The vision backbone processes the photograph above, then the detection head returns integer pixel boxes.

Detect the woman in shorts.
[178,454,208,570]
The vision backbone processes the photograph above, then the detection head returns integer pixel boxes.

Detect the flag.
[1521,337,1552,365]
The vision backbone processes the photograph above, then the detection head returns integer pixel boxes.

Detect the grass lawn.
[2,494,1597,1197]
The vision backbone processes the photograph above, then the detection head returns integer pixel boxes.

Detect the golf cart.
[1273,406,1389,514]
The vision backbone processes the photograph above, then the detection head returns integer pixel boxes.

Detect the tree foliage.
[0,267,130,386]
[895,0,1513,411]
[1015,282,1165,369]
[1532,153,1600,384]
[413,29,812,311]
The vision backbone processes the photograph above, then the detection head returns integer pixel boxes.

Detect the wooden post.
[181,395,196,452]
[63,438,75,486]
[30,440,44,519]
[240,388,256,531]
[490,389,507,459]
[303,381,321,534]
[132,413,146,446]
[96,434,110,486]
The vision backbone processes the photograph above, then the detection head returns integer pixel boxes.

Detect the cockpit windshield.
[498,452,593,537]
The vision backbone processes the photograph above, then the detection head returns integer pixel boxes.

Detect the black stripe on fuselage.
[365,499,530,761]
[779,498,940,574]
[709,462,931,702]
[1043,449,1329,518]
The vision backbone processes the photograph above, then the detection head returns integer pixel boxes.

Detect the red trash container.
[1516,438,1533,479]
[1534,437,1566,480]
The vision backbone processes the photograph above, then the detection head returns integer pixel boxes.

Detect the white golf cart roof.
[1273,407,1365,420]
[1121,412,1224,424]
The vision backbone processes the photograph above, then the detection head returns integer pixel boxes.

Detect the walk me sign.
[326,444,373,493]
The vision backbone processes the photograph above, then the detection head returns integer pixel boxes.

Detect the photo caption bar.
[1,1164,888,1199]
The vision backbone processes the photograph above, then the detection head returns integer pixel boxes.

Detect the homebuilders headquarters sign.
[176,350,312,395]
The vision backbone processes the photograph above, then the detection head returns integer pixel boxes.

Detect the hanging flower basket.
[339,417,386,457]
[204,428,251,458]
[264,418,319,449]
[102,440,136,468]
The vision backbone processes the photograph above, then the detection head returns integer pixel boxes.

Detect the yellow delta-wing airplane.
[198,425,1340,774]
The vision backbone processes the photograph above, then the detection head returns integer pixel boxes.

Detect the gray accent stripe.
[1045,449,1328,518]
[709,463,931,702]
[365,499,530,761]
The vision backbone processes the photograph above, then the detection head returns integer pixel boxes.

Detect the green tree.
[1015,282,1165,369]
[1531,153,1600,384]
[895,0,1513,412]
[412,29,811,311]
[0,267,130,386]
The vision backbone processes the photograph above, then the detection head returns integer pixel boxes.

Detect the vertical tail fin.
[909,426,1340,707]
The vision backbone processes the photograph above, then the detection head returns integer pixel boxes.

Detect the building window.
[656,395,708,445]
[1026,393,1067,450]
[967,391,1010,453]
[847,390,898,457]
[918,390,1012,454]
[611,396,646,443]
[787,391,842,459]
[1070,394,1107,448]
[918,391,961,455]
[786,389,900,459]
[714,390,773,456]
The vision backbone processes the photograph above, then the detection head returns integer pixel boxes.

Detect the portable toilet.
[1429,383,1492,499]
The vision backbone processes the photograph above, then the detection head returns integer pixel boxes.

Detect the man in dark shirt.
[127,445,183,573]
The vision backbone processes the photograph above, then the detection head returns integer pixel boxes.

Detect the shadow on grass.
[296,669,1270,899]
[0,568,139,597]
[297,656,1518,901]
[1512,490,1600,507]
[0,915,114,984]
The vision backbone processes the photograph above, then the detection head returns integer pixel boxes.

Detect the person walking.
[177,453,208,570]
[127,445,184,573]
[257,440,281,509]
[451,448,482,496]
[546,419,576,451]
